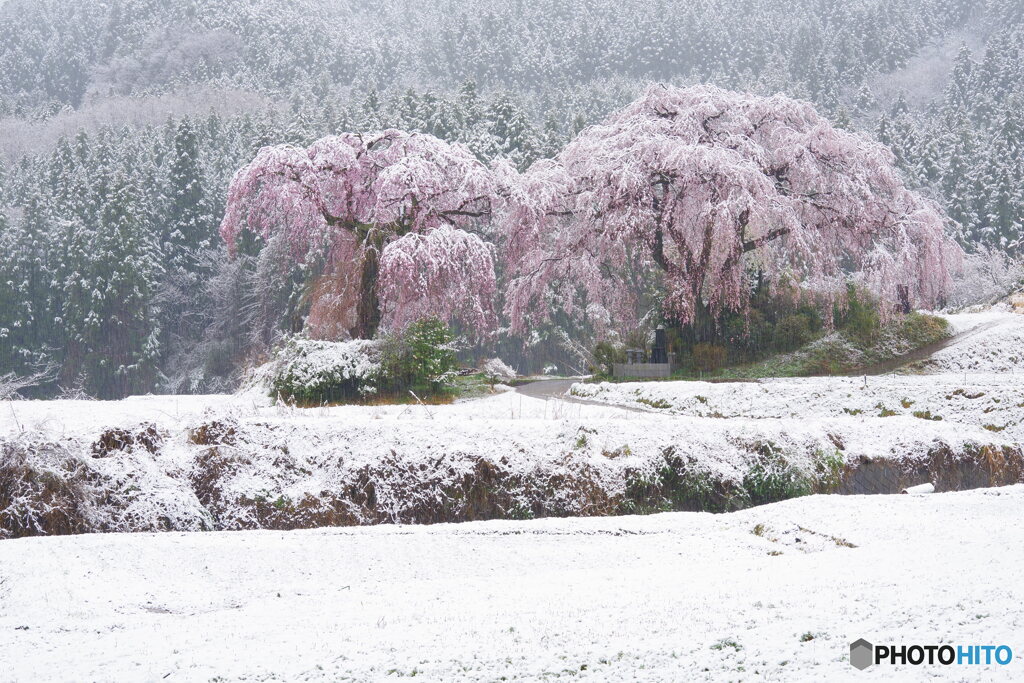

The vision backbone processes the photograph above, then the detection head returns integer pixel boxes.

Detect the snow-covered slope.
[570,310,1024,434]
[2,381,1018,535]
[1,486,1021,681]
[918,308,1024,373]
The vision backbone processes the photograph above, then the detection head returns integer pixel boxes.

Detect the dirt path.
[514,378,654,413]
[855,318,1004,376]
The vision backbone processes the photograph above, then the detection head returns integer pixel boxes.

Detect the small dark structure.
[650,328,668,364]
[613,327,677,378]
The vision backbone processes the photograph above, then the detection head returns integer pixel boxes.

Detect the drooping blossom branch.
[220,130,500,339]
[503,84,963,334]
[378,226,497,333]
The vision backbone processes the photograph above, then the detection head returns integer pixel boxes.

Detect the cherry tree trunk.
[353,248,381,339]
[677,300,717,347]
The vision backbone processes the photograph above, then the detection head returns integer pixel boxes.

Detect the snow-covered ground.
[569,310,1024,439]
[1,310,1021,536]
[920,308,1024,373]
[0,309,1021,679]
[2,369,1019,535]
[2,486,1022,681]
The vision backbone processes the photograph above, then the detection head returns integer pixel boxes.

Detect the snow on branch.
[0,367,56,401]
[220,131,501,339]
[502,84,964,334]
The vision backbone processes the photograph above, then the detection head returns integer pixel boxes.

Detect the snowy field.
[921,309,1024,373]
[1,365,1020,534]
[2,486,1022,681]
[1,308,1022,680]
[1,310,1022,535]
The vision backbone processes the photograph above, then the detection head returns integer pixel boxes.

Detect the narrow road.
[513,378,577,400]
[514,378,655,413]
[854,318,1003,375]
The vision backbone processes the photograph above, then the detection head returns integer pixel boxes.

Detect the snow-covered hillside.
[570,310,1024,436]
[2,369,1020,536]
[1,486,1021,681]
[917,308,1024,373]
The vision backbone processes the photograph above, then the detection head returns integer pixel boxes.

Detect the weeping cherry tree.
[220,130,501,340]
[503,85,963,336]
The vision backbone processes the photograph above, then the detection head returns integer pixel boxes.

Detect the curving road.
[513,378,578,400]
[513,378,656,413]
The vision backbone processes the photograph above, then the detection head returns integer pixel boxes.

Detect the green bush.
[774,313,813,351]
[374,317,458,393]
[591,340,626,377]
[801,339,856,375]
[401,317,459,394]
[742,444,812,505]
[813,449,846,493]
[691,343,728,373]
[682,282,826,366]
[375,317,459,396]
[721,309,772,360]
[840,284,880,343]
[621,455,745,514]
[899,312,951,347]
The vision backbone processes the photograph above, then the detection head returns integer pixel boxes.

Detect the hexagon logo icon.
[850,638,874,670]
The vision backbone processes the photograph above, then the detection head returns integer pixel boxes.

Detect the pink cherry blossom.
[220,130,500,338]
[502,84,963,334]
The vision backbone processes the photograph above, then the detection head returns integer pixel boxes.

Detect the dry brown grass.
[0,442,93,538]
[92,424,163,457]
[188,420,238,446]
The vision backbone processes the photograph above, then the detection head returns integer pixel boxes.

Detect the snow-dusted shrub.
[92,423,163,457]
[895,312,950,348]
[0,441,93,538]
[622,452,745,514]
[0,367,54,400]
[377,317,460,394]
[480,357,515,384]
[270,338,380,404]
[742,443,814,506]
[1,432,213,538]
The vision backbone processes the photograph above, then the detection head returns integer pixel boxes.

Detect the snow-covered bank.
[2,385,1020,536]
[569,373,1024,436]
[2,486,1021,681]
[917,308,1024,373]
